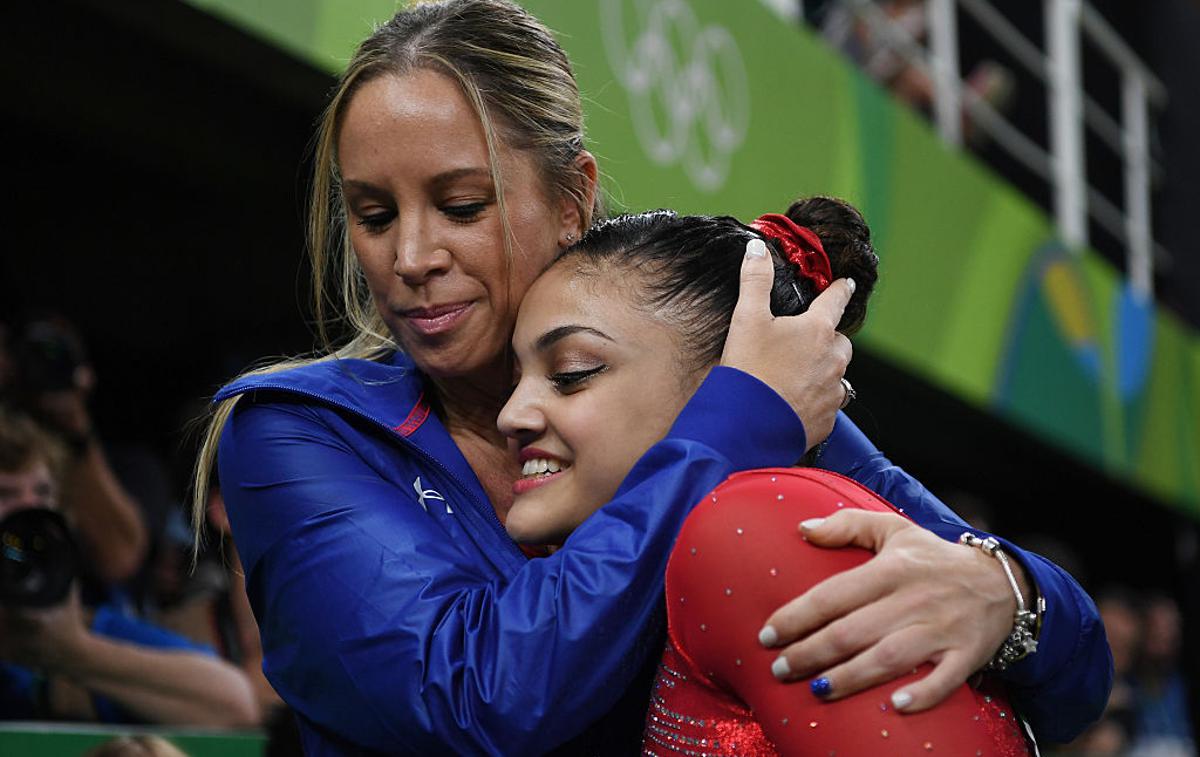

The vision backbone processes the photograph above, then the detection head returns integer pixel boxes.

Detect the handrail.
[1079,4,1168,104]
[962,85,1053,181]
[957,0,1161,178]
[957,0,1045,82]
[827,0,1168,299]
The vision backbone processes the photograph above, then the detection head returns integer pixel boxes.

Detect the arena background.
[1,0,1196,753]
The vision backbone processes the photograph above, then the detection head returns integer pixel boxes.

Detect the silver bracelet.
[959,532,1044,671]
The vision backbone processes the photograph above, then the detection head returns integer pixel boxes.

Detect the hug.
[194,1,1112,754]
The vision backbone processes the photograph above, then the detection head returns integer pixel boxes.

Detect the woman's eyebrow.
[535,325,614,352]
[429,167,491,190]
[341,167,491,196]
[342,179,388,197]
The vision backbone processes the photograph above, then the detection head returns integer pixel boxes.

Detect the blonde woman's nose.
[393,224,452,284]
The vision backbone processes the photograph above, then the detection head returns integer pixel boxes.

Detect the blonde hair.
[191,0,599,549]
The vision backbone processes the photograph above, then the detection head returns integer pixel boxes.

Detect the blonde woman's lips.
[402,302,473,336]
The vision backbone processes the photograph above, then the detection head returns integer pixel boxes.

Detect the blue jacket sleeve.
[816,412,1113,744]
[219,367,806,755]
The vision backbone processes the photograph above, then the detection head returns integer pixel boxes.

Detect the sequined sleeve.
[644,468,1033,756]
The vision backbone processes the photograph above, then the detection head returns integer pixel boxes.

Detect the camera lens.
[0,508,77,607]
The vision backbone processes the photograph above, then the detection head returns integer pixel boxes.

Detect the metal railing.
[827,0,1168,299]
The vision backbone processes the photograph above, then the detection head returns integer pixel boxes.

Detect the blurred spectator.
[155,485,284,719]
[1102,590,1142,712]
[1069,588,1197,756]
[820,0,1014,147]
[822,0,928,96]
[1129,595,1196,756]
[0,408,259,727]
[1065,589,1141,753]
[4,315,147,585]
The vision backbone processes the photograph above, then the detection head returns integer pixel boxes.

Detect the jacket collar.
[215,351,531,575]
[214,351,429,436]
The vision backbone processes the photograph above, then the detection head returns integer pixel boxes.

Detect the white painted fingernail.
[746,239,768,258]
[891,690,913,710]
[758,625,778,647]
[846,277,857,294]
[800,517,826,531]
[771,656,791,679]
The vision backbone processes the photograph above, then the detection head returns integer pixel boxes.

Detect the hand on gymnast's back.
[758,509,1024,712]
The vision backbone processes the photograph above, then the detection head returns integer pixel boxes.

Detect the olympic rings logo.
[600,0,750,192]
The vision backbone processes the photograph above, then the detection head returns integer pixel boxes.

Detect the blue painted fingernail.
[811,677,833,698]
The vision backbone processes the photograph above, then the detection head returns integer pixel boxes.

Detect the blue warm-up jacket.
[215,352,1111,755]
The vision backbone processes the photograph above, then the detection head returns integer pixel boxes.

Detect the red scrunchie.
[750,213,832,293]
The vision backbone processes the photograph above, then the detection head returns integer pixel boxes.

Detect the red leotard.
[642,468,1033,756]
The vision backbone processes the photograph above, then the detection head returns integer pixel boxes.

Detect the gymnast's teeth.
[521,458,570,477]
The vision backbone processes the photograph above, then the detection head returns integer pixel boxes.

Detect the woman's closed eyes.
[549,364,608,392]
[441,201,488,223]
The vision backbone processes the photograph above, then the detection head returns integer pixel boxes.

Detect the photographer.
[7,316,147,585]
[0,409,259,726]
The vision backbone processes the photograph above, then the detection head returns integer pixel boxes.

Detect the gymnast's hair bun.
[781,196,879,337]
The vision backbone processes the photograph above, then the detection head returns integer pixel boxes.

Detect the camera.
[0,508,78,607]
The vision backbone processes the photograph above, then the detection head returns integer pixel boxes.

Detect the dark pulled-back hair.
[558,197,879,371]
